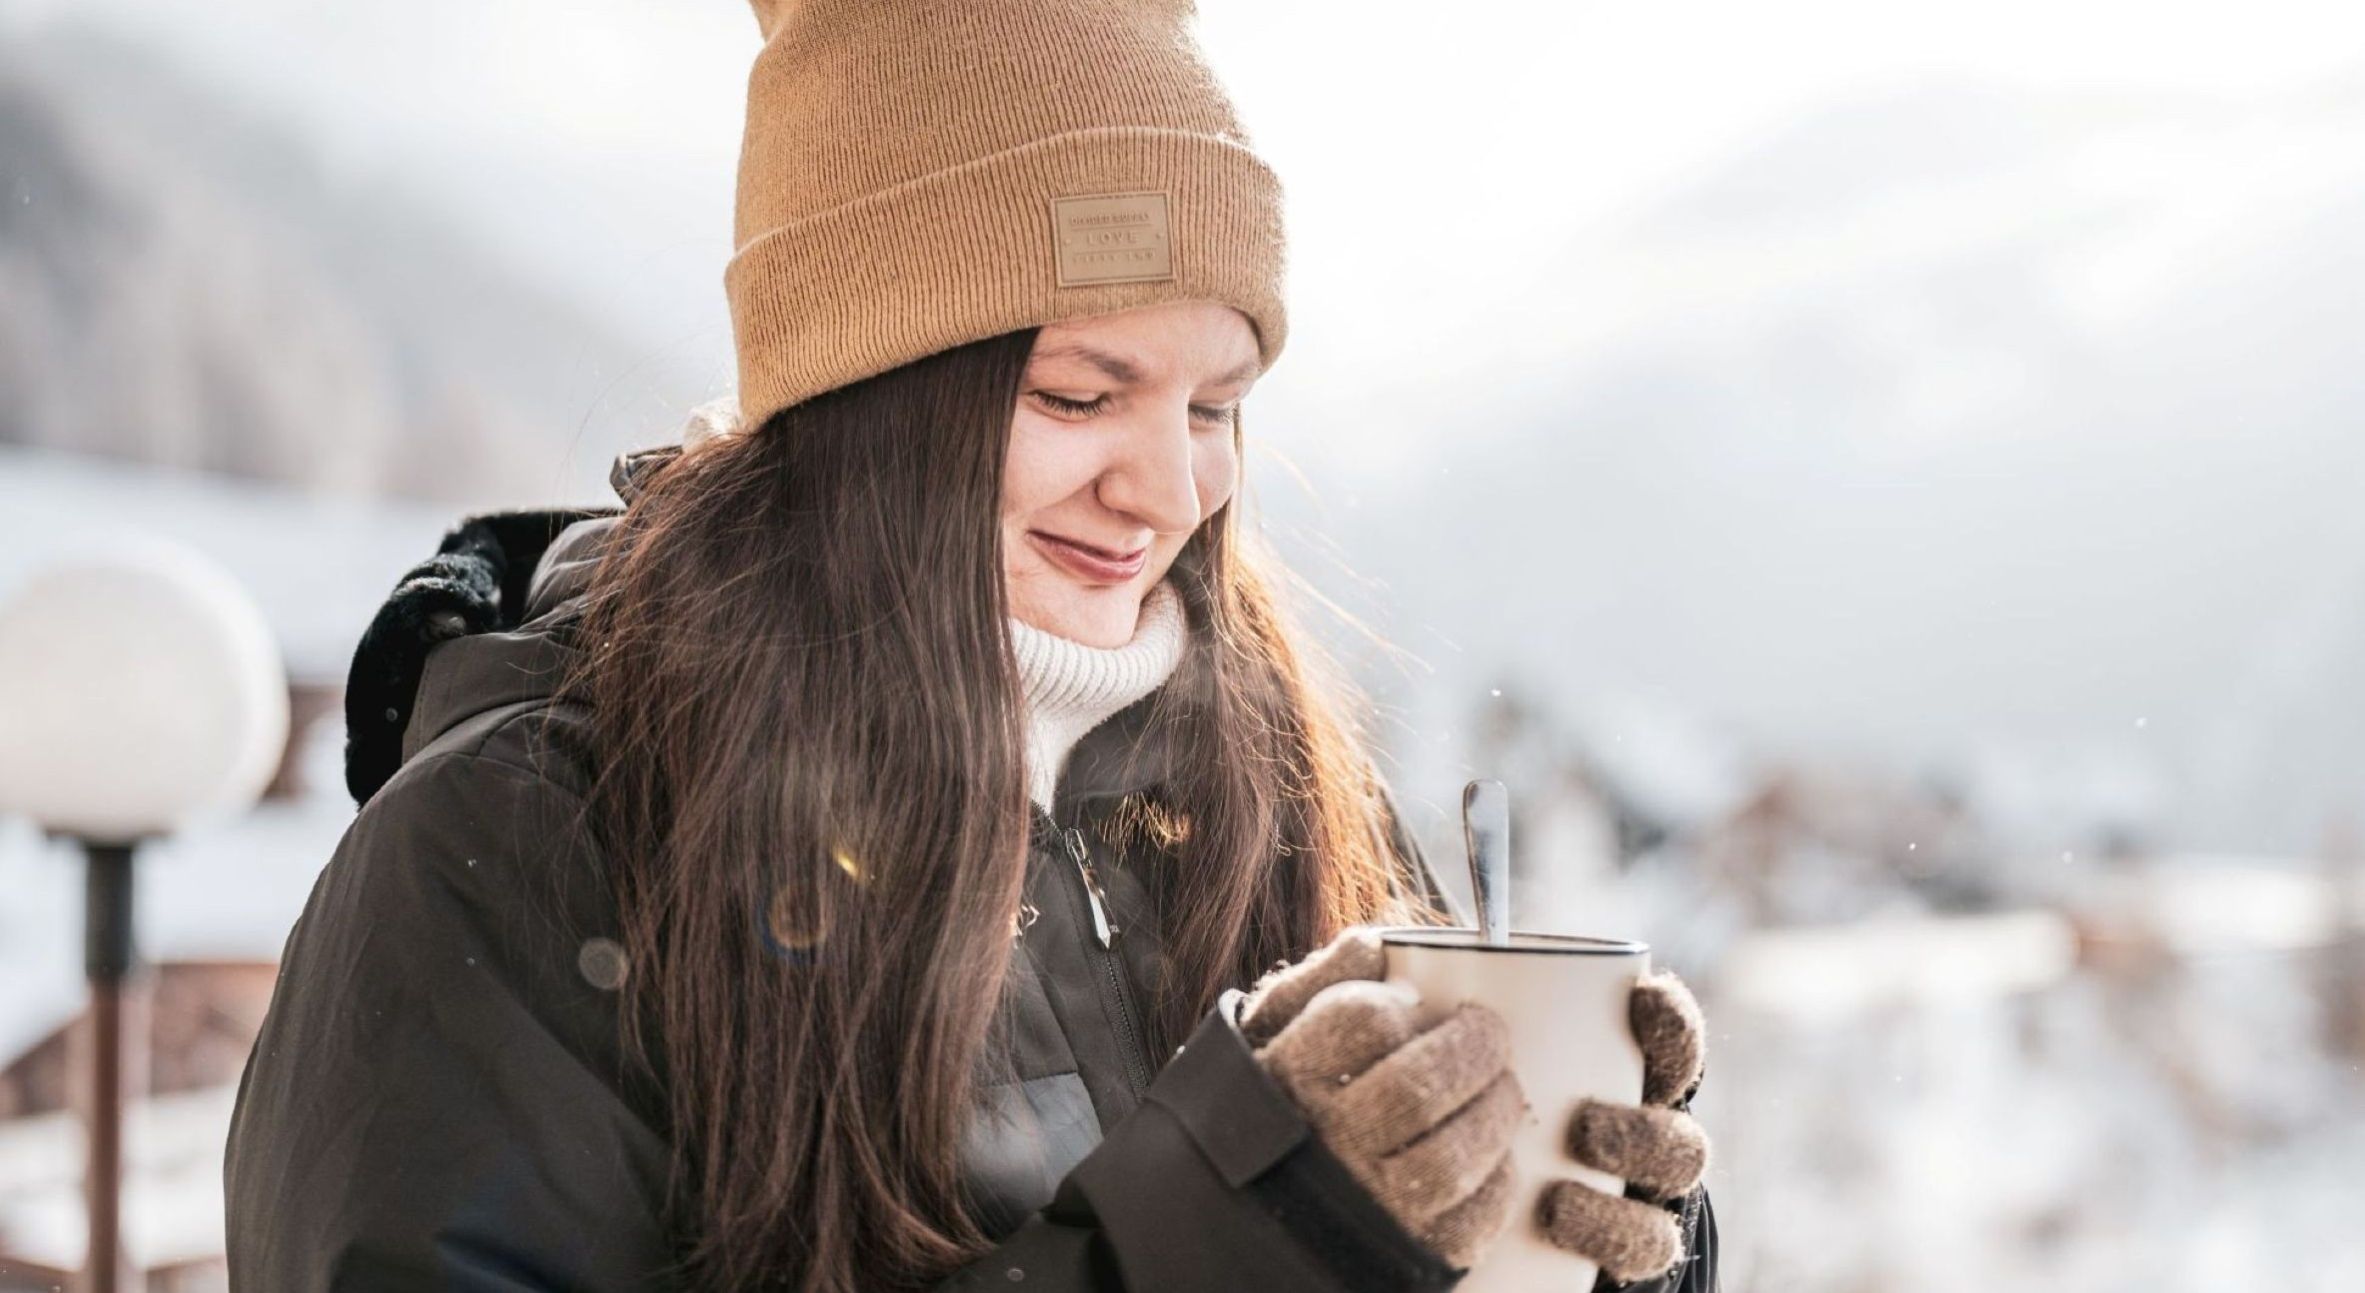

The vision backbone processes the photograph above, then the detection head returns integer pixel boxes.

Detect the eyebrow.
[1031,342,1261,388]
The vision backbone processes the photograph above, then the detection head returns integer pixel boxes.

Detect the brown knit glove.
[1542,968,1713,1288]
[1239,927,1525,1270]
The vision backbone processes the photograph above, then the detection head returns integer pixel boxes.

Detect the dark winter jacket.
[224,442,1719,1291]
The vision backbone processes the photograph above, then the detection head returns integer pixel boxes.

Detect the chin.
[1018,583,1139,644]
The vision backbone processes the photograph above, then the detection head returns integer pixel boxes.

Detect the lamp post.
[0,538,287,1293]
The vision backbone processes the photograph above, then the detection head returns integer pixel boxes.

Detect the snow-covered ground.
[1699,940,2365,1291]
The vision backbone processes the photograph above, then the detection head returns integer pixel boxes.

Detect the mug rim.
[1371,924,1650,957]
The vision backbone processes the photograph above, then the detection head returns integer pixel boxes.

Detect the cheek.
[1195,436,1240,511]
[1004,416,1100,520]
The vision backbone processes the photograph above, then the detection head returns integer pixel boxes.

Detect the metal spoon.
[1461,778,1511,946]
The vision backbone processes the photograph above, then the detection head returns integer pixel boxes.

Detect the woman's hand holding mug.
[1240,926,1525,1268]
[1241,926,1713,1286]
[1542,967,1711,1286]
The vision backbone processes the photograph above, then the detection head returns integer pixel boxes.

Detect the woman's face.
[1002,300,1260,647]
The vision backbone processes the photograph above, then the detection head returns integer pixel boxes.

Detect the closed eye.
[1031,392,1238,427]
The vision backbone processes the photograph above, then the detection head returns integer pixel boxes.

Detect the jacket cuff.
[1060,988,1461,1291]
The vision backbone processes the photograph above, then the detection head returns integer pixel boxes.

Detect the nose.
[1095,412,1203,536]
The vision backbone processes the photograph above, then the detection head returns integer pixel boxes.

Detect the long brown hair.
[554,325,1445,1292]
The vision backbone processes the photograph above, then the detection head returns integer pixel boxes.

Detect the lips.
[1029,530,1148,582]
[1038,532,1144,562]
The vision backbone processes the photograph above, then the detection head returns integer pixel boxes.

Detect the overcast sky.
[17,0,2364,446]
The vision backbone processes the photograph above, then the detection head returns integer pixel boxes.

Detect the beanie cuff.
[723,126,1287,433]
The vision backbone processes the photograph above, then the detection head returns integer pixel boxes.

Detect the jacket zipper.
[1056,819,1156,1095]
[1063,825,1118,948]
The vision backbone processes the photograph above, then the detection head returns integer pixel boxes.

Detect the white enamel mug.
[1374,926,1651,1290]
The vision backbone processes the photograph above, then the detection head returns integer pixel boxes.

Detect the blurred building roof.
[0,444,464,683]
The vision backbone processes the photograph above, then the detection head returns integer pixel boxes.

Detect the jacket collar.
[345,442,1184,816]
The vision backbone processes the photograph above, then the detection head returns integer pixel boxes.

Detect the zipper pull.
[1062,825,1119,949]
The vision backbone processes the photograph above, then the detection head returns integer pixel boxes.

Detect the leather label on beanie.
[1049,191,1176,287]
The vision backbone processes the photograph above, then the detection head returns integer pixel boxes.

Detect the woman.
[225,2,1719,1290]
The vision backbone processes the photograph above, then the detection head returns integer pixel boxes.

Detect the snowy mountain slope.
[0,20,706,508]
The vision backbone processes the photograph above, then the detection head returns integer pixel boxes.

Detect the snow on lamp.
[0,537,288,840]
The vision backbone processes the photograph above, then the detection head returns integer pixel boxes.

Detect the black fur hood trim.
[341,446,680,805]
[341,508,602,804]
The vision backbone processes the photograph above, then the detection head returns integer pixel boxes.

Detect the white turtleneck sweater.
[1010,579,1189,814]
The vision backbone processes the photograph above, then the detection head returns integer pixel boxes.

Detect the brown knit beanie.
[726,0,1291,434]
